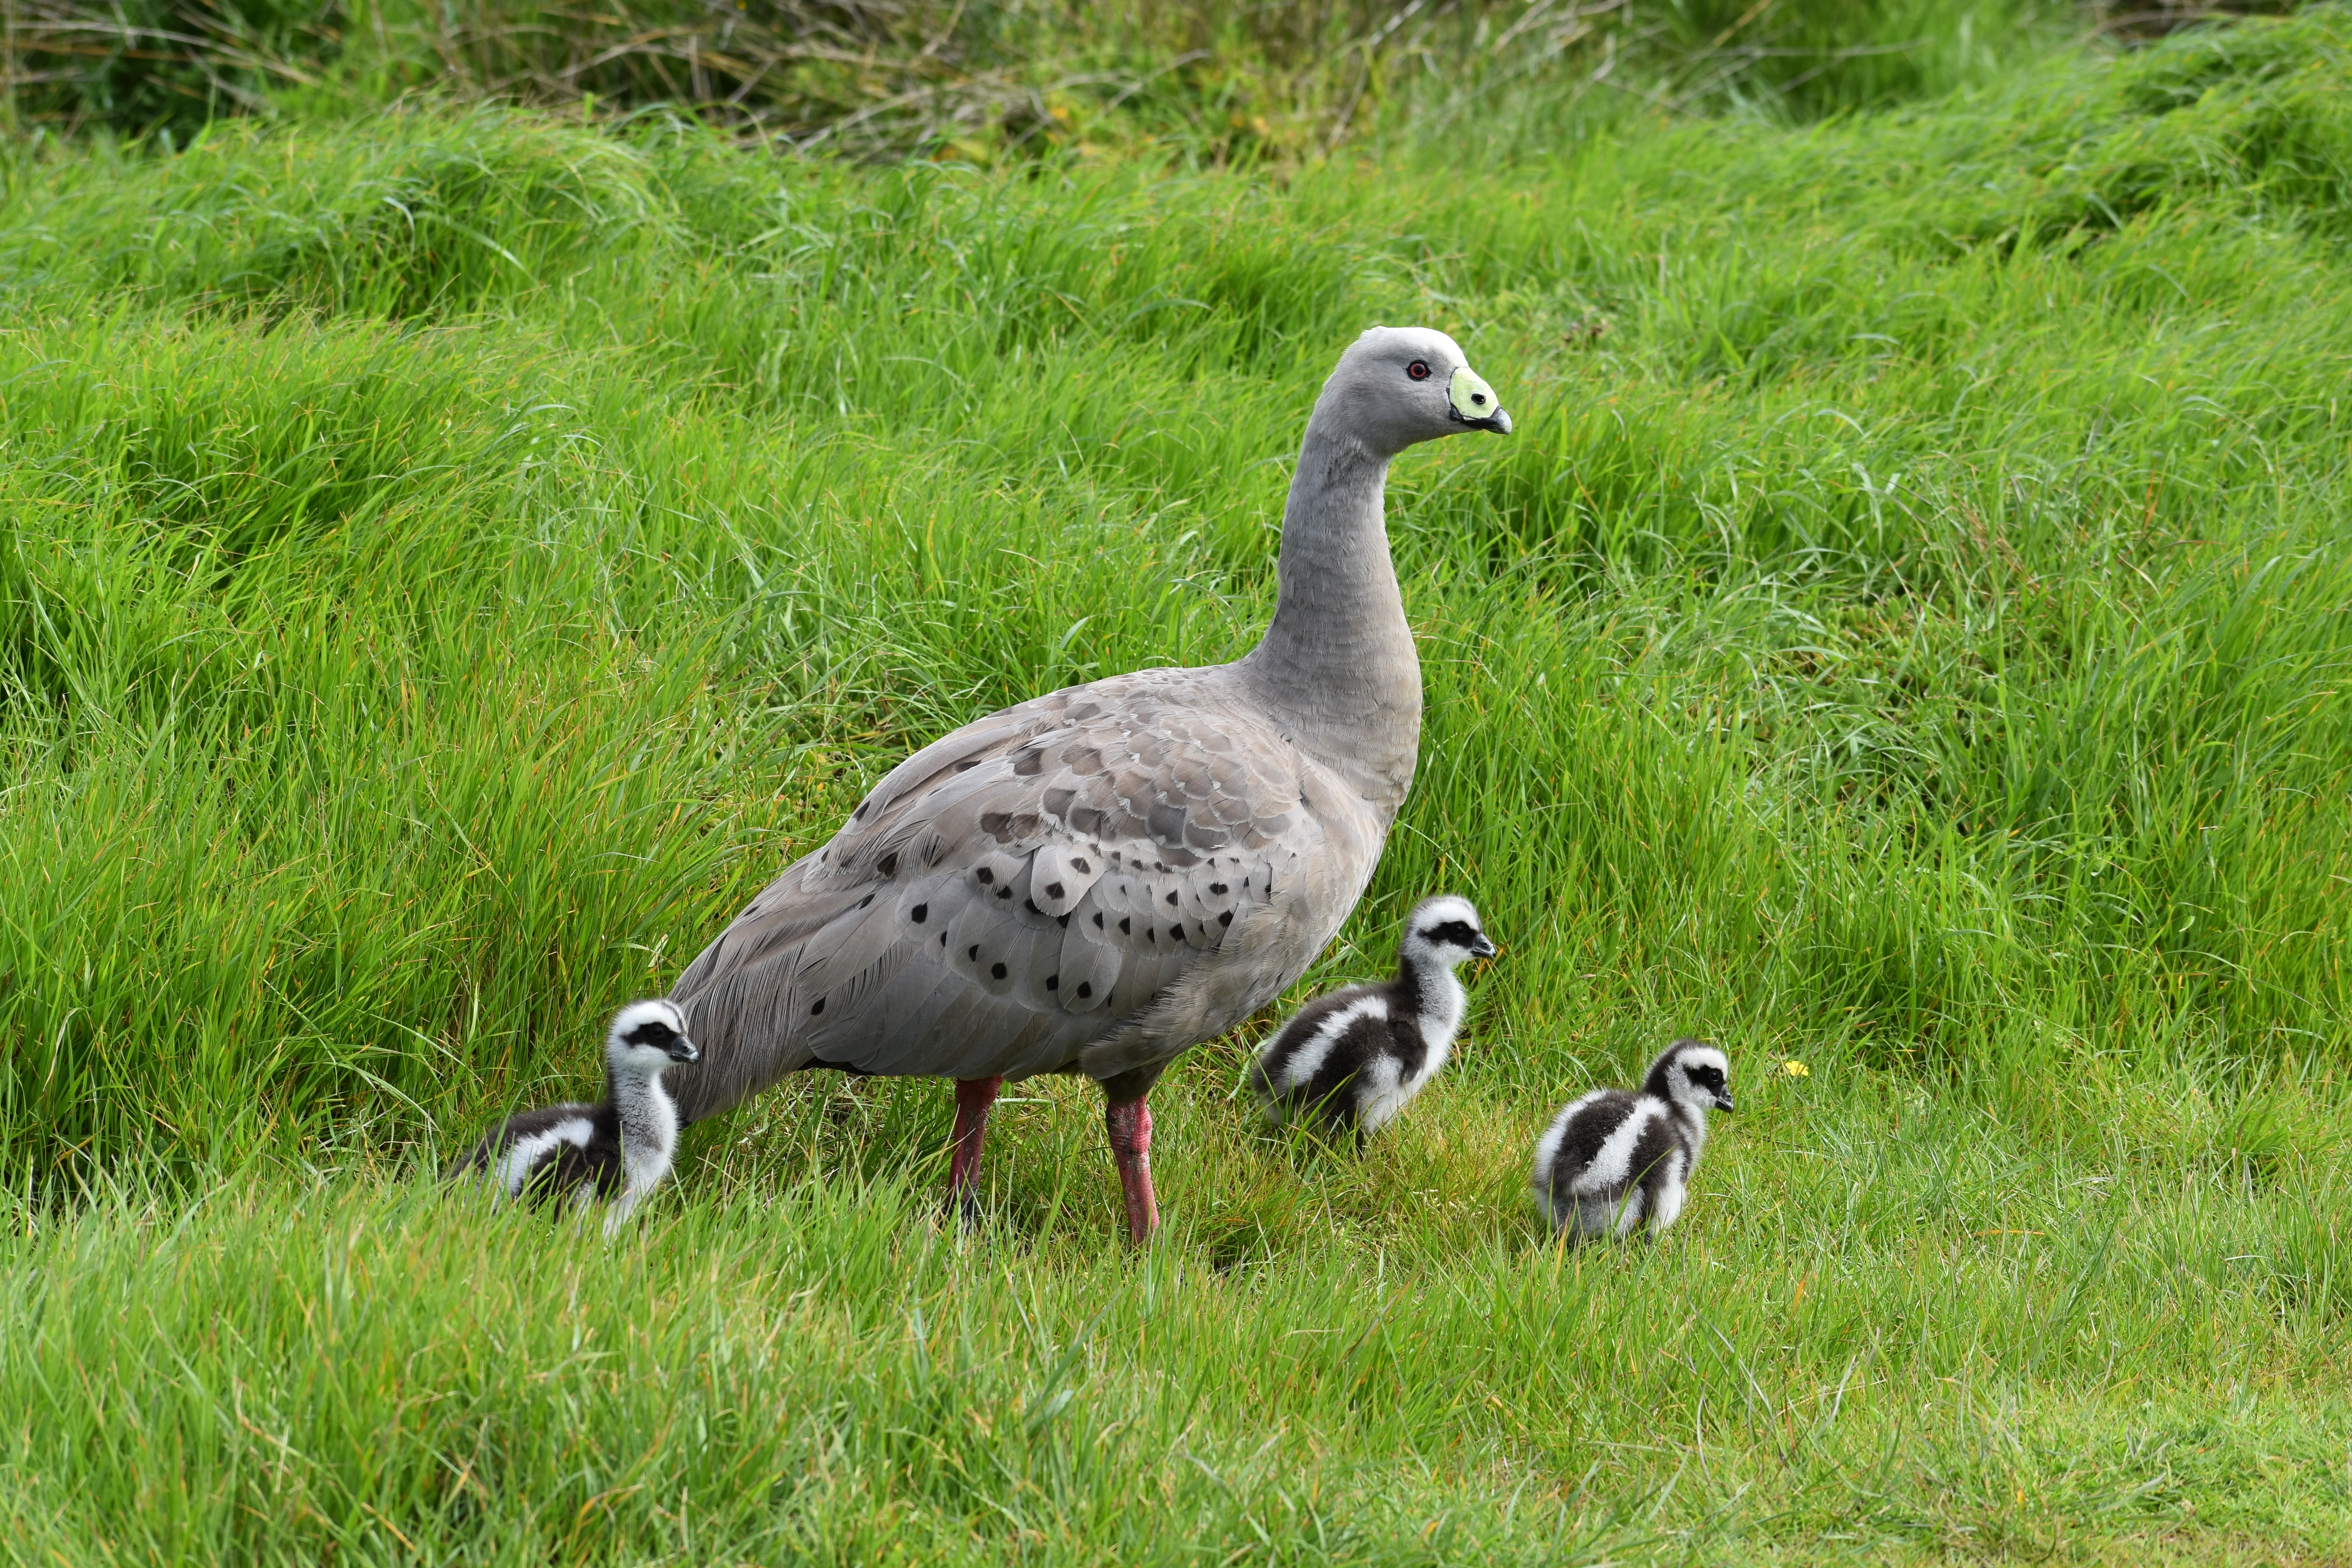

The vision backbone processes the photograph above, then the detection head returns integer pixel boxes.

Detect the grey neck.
[608,1061,679,1158]
[1674,1098,1710,1163]
[1403,952,1467,1036]
[1236,419,1422,816]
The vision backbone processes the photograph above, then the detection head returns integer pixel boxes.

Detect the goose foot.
[1103,1095,1158,1245]
[948,1075,1003,1227]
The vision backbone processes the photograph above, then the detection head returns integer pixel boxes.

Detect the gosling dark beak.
[670,1038,701,1065]
[1470,933,1499,958]
[1717,1090,1735,1113]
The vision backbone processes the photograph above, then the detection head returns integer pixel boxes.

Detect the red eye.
[1406,360,1431,381]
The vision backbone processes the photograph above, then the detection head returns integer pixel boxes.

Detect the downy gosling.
[448,999,699,1237]
[1532,1038,1733,1241]
[1250,895,1496,1144]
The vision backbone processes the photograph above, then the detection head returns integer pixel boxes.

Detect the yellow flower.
[1780,1060,1810,1078]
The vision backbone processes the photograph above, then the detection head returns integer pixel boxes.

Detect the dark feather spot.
[1058,914,1070,927]
[1071,857,1091,874]
[975,867,994,885]
[810,998,825,1016]
[877,853,898,878]
[1076,982,1093,998]
[991,962,1008,979]
[858,894,874,909]
[968,945,980,960]
[1043,786,1076,818]
[954,756,983,772]
[1219,910,1233,927]
[1165,891,1180,907]
[1118,917,1130,933]
[996,887,1013,900]
[1146,927,1156,942]
[940,933,948,947]
[980,811,1011,839]
[1024,898,1041,914]
[1045,882,1065,900]
[1210,882,1228,895]
[1012,748,1045,777]
[1046,974,1060,991]
[1096,913,1107,929]
[911,903,929,924]
[853,802,869,821]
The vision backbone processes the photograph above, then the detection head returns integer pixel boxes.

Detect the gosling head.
[1646,1038,1734,1114]
[1399,895,1499,970]
[1316,327,1514,457]
[606,998,699,1075]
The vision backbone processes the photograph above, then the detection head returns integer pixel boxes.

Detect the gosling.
[1532,1038,1733,1241]
[1250,895,1496,1145]
[447,999,699,1237]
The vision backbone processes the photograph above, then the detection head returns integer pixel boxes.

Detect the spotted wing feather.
[666,675,1338,1120]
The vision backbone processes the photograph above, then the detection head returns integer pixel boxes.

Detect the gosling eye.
[1406,359,1431,381]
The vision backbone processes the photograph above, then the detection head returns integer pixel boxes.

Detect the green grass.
[2,5,2350,1562]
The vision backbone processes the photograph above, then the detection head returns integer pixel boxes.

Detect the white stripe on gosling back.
[1251,895,1496,1142]
[1531,1038,1733,1240]
[448,999,701,1238]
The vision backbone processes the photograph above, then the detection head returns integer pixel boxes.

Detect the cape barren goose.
[448,1000,699,1238]
[1532,1039,1734,1242]
[665,327,1513,1242]
[1251,895,1495,1145]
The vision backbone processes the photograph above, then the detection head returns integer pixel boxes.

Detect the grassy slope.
[1,9,2350,1563]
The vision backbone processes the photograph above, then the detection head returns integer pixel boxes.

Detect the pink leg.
[1104,1096,1159,1245]
[948,1076,1003,1224]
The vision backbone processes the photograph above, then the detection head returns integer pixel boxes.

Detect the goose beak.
[1447,366,1511,434]
[671,1038,701,1065]
[1470,933,1499,958]
[1717,1089,1735,1113]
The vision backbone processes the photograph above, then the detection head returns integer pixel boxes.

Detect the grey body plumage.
[448,1000,700,1238]
[657,329,1514,1241]
[1531,1039,1734,1241]
[1250,895,1495,1142]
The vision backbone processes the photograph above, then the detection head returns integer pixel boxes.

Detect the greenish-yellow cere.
[1447,364,1500,422]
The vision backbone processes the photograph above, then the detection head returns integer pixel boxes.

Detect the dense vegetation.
[0,2,2346,1561]
[7,0,2100,150]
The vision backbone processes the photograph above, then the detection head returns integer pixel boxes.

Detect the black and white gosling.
[1532,1038,1733,1241]
[1249,895,1497,1144]
[447,1000,699,1237]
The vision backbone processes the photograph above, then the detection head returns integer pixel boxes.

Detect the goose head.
[1399,893,1499,969]
[1316,326,1513,457]
[1646,1038,1735,1114]
[607,998,700,1074]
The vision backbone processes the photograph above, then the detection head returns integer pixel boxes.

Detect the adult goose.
[666,327,1512,1241]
